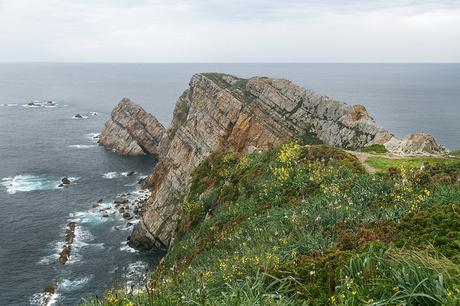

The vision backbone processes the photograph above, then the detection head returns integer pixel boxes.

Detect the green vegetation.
[451,150,460,158]
[359,144,388,154]
[85,144,460,305]
[366,155,459,172]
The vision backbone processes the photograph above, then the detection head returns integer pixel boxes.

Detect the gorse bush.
[84,143,460,305]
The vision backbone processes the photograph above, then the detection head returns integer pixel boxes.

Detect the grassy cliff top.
[85,144,460,305]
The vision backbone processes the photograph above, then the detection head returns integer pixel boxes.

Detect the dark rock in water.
[58,183,64,188]
[114,197,129,204]
[128,221,161,250]
[61,177,71,185]
[91,203,99,208]
[73,113,84,119]
[59,246,71,265]
[58,221,76,265]
[126,171,135,176]
[102,212,109,218]
[97,198,103,203]
[118,207,125,213]
[123,212,132,219]
[127,222,133,227]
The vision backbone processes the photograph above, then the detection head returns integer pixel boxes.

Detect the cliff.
[99,73,447,250]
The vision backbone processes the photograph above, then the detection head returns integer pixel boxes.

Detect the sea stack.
[98,98,166,156]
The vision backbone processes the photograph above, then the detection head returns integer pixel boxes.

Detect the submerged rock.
[73,113,83,119]
[58,221,76,265]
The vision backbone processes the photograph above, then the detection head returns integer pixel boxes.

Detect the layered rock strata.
[100,73,447,250]
[99,98,166,156]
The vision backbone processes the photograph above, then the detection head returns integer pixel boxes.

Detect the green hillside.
[85,144,460,305]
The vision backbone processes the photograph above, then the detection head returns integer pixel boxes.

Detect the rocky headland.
[99,73,447,251]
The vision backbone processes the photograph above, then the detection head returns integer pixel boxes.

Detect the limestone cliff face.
[99,98,166,156]
[100,73,447,250]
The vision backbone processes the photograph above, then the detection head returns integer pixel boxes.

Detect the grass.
[366,155,459,172]
[84,143,460,305]
[359,144,388,154]
[201,73,257,104]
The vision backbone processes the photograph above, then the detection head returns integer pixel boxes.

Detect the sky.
[0,0,459,62]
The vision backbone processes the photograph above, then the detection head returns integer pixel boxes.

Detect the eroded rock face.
[101,73,446,250]
[385,133,448,156]
[99,98,166,156]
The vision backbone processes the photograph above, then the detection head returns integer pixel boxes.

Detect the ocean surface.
[0,63,458,305]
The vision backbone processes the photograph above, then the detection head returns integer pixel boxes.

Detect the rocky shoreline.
[99,72,448,252]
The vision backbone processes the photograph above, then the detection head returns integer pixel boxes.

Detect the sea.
[0,63,458,305]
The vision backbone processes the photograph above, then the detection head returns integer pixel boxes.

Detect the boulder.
[73,113,83,119]
[384,133,448,156]
[114,197,129,204]
[61,177,71,185]
[126,171,135,176]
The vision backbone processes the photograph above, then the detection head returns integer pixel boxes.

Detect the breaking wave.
[1,175,59,194]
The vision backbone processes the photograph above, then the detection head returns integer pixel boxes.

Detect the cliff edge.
[99,73,447,250]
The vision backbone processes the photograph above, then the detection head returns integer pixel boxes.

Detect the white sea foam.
[22,100,62,108]
[102,172,130,179]
[30,292,59,306]
[0,103,18,107]
[120,241,138,253]
[67,144,97,149]
[73,210,108,225]
[1,175,59,194]
[58,275,93,291]
[86,133,100,142]
[125,261,148,287]
[103,172,118,179]
[73,231,105,250]
[38,240,64,265]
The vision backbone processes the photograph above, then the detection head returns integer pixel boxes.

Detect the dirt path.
[347,151,377,174]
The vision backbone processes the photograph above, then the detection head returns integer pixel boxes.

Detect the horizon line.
[0,61,459,65]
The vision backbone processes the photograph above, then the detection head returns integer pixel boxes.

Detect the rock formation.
[100,73,447,250]
[99,98,166,156]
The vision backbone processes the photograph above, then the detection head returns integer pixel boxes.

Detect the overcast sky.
[0,0,459,62]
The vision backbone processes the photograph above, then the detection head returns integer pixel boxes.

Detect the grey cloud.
[0,0,458,62]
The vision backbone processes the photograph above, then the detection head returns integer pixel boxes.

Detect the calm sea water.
[0,63,458,305]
